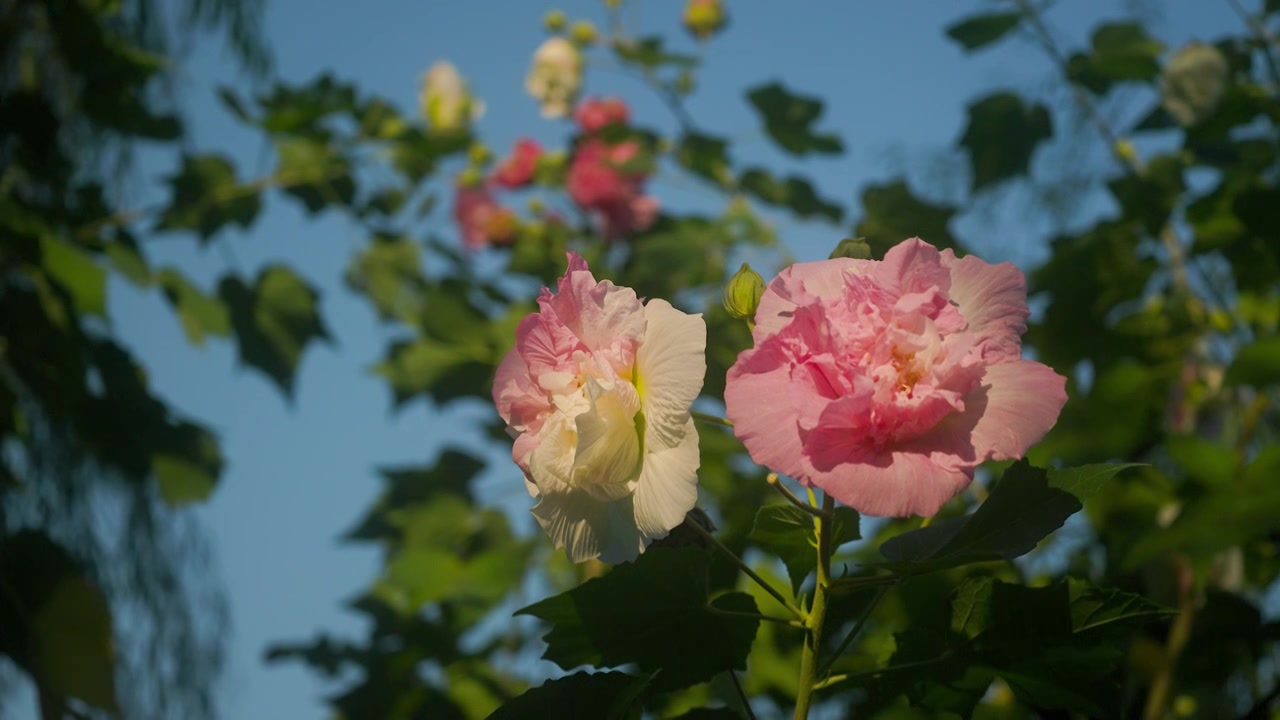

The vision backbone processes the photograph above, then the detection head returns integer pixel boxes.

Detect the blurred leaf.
[750,503,859,592]
[276,137,357,213]
[945,12,1022,51]
[959,92,1052,190]
[1107,154,1185,234]
[1047,463,1143,503]
[220,265,331,398]
[855,180,961,255]
[739,168,843,222]
[879,461,1080,574]
[155,153,261,241]
[669,710,744,720]
[151,421,223,506]
[157,268,231,346]
[1068,22,1164,94]
[1225,336,1280,387]
[345,448,485,541]
[256,74,357,134]
[518,547,760,690]
[1166,435,1235,487]
[39,235,106,317]
[677,132,731,187]
[612,35,698,70]
[487,672,649,720]
[345,234,426,323]
[31,577,119,712]
[104,233,150,287]
[745,82,843,156]
[373,337,491,408]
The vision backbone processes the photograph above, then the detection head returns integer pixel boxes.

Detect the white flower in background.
[420,60,483,133]
[492,253,707,563]
[1161,42,1229,127]
[525,37,583,119]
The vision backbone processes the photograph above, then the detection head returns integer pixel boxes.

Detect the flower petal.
[636,299,706,450]
[966,360,1068,460]
[941,250,1030,361]
[532,490,643,563]
[875,237,951,298]
[632,419,701,539]
[573,379,642,500]
[726,342,831,482]
[755,257,866,338]
[807,451,972,518]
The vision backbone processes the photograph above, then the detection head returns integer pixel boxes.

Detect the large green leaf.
[738,168,843,222]
[275,137,357,213]
[372,337,492,408]
[154,153,261,241]
[487,672,649,720]
[31,576,120,712]
[878,461,1081,574]
[854,180,961,256]
[749,503,859,592]
[220,265,331,398]
[677,132,732,187]
[518,548,760,690]
[1225,336,1280,387]
[344,234,427,323]
[1067,22,1164,94]
[945,12,1022,51]
[959,92,1052,191]
[745,82,843,156]
[157,268,231,346]
[151,421,224,506]
[39,235,106,317]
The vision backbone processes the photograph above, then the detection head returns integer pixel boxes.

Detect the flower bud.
[829,237,871,260]
[570,20,598,46]
[526,37,584,118]
[468,141,492,165]
[683,0,727,41]
[420,61,484,134]
[544,9,567,32]
[1161,42,1228,127]
[723,262,765,323]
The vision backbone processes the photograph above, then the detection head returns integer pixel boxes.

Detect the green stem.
[691,410,734,428]
[708,604,805,629]
[793,494,835,720]
[812,654,952,691]
[768,473,824,518]
[688,520,806,621]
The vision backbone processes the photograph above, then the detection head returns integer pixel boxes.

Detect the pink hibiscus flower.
[574,97,631,133]
[724,238,1067,517]
[493,253,706,563]
[566,138,659,239]
[493,138,542,189]
[453,182,516,249]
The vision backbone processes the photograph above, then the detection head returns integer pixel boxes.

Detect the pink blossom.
[574,97,631,133]
[566,139,659,239]
[724,238,1067,517]
[493,253,706,563]
[453,181,516,249]
[493,138,542,189]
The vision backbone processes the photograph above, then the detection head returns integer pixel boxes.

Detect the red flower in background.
[566,138,659,239]
[453,181,517,249]
[493,138,542,189]
[574,97,631,133]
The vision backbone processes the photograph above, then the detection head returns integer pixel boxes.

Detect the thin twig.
[768,473,825,518]
[691,410,734,428]
[728,668,759,720]
[819,585,890,679]
[687,520,806,621]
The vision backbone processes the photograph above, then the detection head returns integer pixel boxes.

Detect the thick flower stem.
[691,410,734,428]
[793,494,836,720]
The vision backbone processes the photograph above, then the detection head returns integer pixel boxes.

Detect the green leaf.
[372,337,491,408]
[39,235,106,317]
[1067,22,1164,94]
[879,461,1081,574]
[518,548,760,690]
[275,137,357,213]
[1067,579,1174,638]
[677,132,732,187]
[1107,154,1186,234]
[612,35,698,70]
[855,180,961,256]
[1166,435,1235,487]
[739,168,843,222]
[155,153,261,241]
[959,92,1052,190]
[157,268,231,346]
[220,265,331,398]
[151,421,223,506]
[31,576,119,712]
[488,672,649,720]
[749,503,858,592]
[1225,336,1280,387]
[945,12,1022,51]
[745,82,843,156]
[104,233,151,287]
[344,234,426,323]
[1046,463,1143,503]
[345,448,485,540]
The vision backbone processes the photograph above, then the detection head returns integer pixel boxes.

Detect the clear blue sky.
[10,1,1240,718]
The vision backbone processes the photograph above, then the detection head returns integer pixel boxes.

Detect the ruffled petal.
[632,419,701,539]
[635,299,706,450]
[573,379,642,500]
[754,257,867,338]
[941,250,1030,361]
[807,451,972,518]
[726,341,830,482]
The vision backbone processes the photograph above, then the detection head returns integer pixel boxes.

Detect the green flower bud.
[829,237,871,260]
[468,141,492,165]
[683,0,728,41]
[544,9,567,32]
[570,20,598,46]
[723,262,765,324]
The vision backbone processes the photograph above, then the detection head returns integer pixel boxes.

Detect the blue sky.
[10,1,1242,718]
